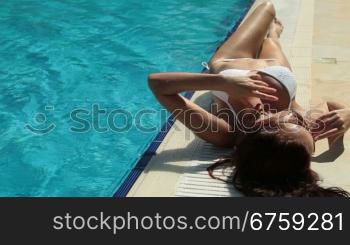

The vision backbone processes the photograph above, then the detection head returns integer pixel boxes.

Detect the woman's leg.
[210,1,276,63]
[259,19,292,70]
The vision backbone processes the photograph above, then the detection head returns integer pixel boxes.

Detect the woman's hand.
[313,108,350,141]
[222,73,278,101]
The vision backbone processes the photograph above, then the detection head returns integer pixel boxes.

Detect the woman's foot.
[268,18,284,38]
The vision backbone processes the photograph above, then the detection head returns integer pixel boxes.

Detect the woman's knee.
[259,1,276,17]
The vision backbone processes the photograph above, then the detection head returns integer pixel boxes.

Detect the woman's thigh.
[210,1,276,62]
[259,38,292,70]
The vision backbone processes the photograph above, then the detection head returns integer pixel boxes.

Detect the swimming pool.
[0,0,253,196]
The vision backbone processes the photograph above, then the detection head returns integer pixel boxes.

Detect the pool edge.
[113,0,255,197]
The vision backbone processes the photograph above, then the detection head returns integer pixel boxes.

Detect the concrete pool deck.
[128,0,350,196]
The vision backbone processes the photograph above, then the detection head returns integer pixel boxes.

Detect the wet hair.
[209,129,350,197]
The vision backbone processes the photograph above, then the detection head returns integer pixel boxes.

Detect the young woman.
[148,1,350,196]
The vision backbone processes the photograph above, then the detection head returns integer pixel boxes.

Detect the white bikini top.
[211,66,297,113]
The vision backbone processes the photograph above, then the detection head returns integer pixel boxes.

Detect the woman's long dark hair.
[209,129,350,197]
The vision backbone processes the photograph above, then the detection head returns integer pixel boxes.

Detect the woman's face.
[256,110,315,154]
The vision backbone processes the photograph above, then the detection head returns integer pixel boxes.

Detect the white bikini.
[202,63,297,114]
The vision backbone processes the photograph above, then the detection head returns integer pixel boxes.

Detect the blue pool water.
[0,0,252,196]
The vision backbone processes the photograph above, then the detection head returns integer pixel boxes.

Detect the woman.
[148,1,350,196]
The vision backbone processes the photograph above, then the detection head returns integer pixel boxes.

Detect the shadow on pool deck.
[312,138,345,163]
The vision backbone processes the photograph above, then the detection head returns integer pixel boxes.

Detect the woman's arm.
[148,72,228,95]
[326,100,347,111]
[312,101,350,143]
[149,72,278,100]
[148,73,236,147]
[148,72,277,147]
